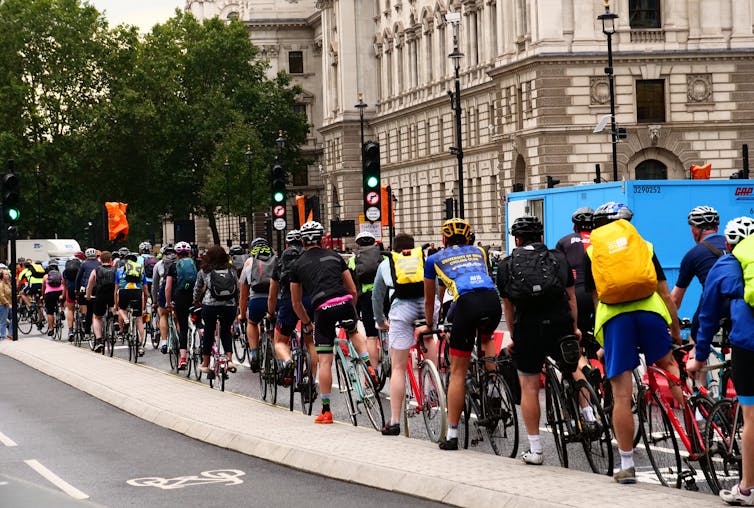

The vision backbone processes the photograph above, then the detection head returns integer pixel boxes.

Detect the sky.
[88,1,185,32]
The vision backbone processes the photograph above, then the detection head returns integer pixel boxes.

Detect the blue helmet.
[593,202,633,228]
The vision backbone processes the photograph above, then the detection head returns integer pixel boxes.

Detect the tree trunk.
[207,211,221,245]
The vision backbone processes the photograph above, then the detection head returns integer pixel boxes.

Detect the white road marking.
[0,431,18,447]
[24,459,89,500]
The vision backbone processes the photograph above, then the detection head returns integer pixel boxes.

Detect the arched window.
[629,0,661,29]
[635,159,667,179]
[226,11,240,21]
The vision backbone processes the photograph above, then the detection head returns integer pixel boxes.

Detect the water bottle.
[707,378,719,400]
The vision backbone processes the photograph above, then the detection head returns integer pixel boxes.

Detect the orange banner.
[691,163,711,180]
[381,185,394,227]
[106,202,129,241]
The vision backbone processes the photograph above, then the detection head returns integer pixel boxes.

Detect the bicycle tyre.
[483,371,519,458]
[688,395,716,489]
[17,309,32,335]
[220,366,226,392]
[233,325,247,363]
[574,379,614,476]
[545,371,569,468]
[299,348,314,416]
[704,398,742,495]
[335,354,357,426]
[639,390,682,488]
[151,326,160,349]
[420,360,447,443]
[192,331,202,381]
[402,369,418,438]
[259,334,269,399]
[106,333,114,358]
[354,359,385,431]
[375,331,389,393]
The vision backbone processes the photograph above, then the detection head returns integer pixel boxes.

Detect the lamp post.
[275,131,286,254]
[355,93,367,158]
[224,158,231,247]
[446,12,465,218]
[35,165,41,236]
[245,145,254,243]
[598,1,619,182]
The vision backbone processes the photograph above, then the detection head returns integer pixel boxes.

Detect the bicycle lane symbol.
[127,470,245,490]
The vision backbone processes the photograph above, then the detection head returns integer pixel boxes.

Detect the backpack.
[175,258,198,292]
[353,244,382,284]
[30,263,46,278]
[123,259,144,283]
[588,219,657,304]
[733,235,754,306]
[208,269,237,301]
[503,244,566,302]
[278,245,303,287]
[231,254,248,277]
[143,256,158,278]
[389,247,425,299]
[47,269,63,288]
[63,258,81,281]
[248,254,277,293]
[95,265,116,293]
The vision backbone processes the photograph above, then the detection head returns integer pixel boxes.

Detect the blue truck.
[505,180,754,319]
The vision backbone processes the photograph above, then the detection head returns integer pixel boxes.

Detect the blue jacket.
[695,253,754,361]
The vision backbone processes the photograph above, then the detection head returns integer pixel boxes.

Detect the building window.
[288,51,304,74]
[636,79,665,123]
[227,11,240,21]
[635,159,667,179]
[292,168,309,187]
[293,103,307,122]
[629,0,661,29]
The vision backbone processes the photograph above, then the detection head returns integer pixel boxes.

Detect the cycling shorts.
[118,289,143,317]
[43,291,63,315]
[92,292,115,317]
[602,310,672,379]
[157,286,167,309]
[313,299,358,354]
[511,314,573,375]
[575,285,594,335]
[24,283,42,297]
[357,292,378,337]
[276,296,312,337]
[732,345,754,405]
[449,289,501,357]
[65,282,77,304]
[247,297,268,324]
[387,299,434,351]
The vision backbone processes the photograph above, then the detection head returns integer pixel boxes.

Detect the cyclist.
[290,221,376,424]
[671,206,727,343]
[41,262,65,337]
[114,252,149,356]
[267,230,316,386]
[556,207,595,336]
[373,232,438,436]
[18,260,45,310]
[165,242,197,370]
[114,247,130,270]
[86,251,117,352]
[348,232,382,370]
[585,202,681,484]
[63,252,85,341]
[422,218,501,450]
[230,245,248,278]
[75,248,101,337]
[239,238,276,372]
[687,216,754,506]
[152,244,177,351]
[138,241,157,293]
[498,216,594,465]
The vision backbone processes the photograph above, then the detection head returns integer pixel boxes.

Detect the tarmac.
[1,337,718,507]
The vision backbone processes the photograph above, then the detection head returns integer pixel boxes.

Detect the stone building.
[188,0,754,248]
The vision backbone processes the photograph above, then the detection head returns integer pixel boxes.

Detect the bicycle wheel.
[402,369,418,438]
[298,348,314,416]
[220,366,226,392]
[192,331,202,381]
[168,330,178,371]
[482,372,519,458]
[704,399,742,495]
[639,390,682,488]
[354,359,385,430]
[151,325,160,349]
[545,371,569,468]
[689,395,716,489]
[17,308,32,335]
[574,379,614,476]
[420,360,447,443]
[375,331,389,393]
[335,354,357,426]
[233,324,247,363]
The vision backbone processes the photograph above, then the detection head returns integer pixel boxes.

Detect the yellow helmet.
[441,218,472,242]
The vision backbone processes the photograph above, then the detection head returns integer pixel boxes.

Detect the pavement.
[0,337,717,508]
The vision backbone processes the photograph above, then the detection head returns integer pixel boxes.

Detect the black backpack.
[502,244,566,303]
[208,269,237,301]
[278,245,303,287]
[143,256,158,278]
[95,265,116,293]
[63,258,81,281]
[353,244,382,284]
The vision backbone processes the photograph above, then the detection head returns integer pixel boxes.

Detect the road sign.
[273,205,285,218]
[273,218,286,231]
[365,191,379,205]
[365,206,380,222]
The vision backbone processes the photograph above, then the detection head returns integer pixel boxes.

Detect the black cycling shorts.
[24,283,42,297]
[313,301,358,354]
[511,313,573,375]
[44,291,63,315]
[732,345,754,404]
[357,291,378,337]
[118,289,143,316]
[92,291,115,317]
[449,289,502,357]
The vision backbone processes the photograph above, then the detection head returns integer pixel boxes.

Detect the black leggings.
[174,291,192,350]
[201,305,235,356]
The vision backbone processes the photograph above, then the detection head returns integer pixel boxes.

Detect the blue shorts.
[247,297,268,324]
[276,296,312,336]
[603,310,672,379]
[157,286,167,309]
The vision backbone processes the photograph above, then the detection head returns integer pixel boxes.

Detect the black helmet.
[593,202,633,228]
[571,207,594,230]
[229,245,244,255]
[510,216,543,237]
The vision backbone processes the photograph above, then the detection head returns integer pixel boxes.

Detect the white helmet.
[300,221,324,244]
[175,241,191,254]
[724,216,754,247]
[355,231,376,246]
[688,206,720,229]
[85,248,97,259]
[285,230,301,243]
[139,241,152,253]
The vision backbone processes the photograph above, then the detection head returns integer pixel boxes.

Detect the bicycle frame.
[334,338,367,402]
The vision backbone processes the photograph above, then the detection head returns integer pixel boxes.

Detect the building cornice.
[245,18,312,30]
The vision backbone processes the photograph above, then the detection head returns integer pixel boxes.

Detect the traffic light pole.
[9,227,17,341]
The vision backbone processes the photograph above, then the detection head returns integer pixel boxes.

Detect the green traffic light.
[366,176,379,188]
[273,192,285,203]
[6,208,20,221]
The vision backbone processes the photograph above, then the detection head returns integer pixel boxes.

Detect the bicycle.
[232,319,248,364]
[289,326,315,415]
[258,317,278,404]
[166,311,180,372]
[187,306,203,379]
[704,396,742,495]
[401,322,447,443]
[544,335,613,475]
[207,329,229,392]
[333,319,385,430]
[143,307,155,350]
[71,302,86,347]
[103,306,117,357]
[51,304,64,341]
[373,329,391,393]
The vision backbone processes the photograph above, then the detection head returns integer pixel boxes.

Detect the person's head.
[593,202,633,229]
[100,251,112,264]
[724,216,754,251]
[285,229,302,246]
[571,207,594,233]
[229,244,244,256]
[441,218,472,247]
[393,233,415,252]
[251,238,268,249]
[202,245,229,271]
[112,252,121,260]
[48,262,58,271]
[175,241,192,258]
[688,205,720,242]
[161,244,176,257]
[125,252,138,262]
[118,247,130,257]
[138,241,152,254]
[510,216,544,246]
[300,221,325,248]
[355,231,376,248]
[85,248,97,260]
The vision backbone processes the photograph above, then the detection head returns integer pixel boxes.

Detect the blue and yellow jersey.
[424,245,495,300]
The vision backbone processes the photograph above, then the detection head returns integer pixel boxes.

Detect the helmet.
[85,248,97,259]
[300,221,325,244]
[441,218,472,243]
[688,205,720,229]
[724,216,754,247]
[118,247,130,256]
[251,237,268,248]
[160,244,175,255]
[74,251,86,260]
[112,252,121,259]
[571,207,595,230]
[229,245,244,255]
[355,231,376,246]
[285,230,301,243]
[175,241,192,254]
[125,252,138,261]
[138,241,152,253]
[510,216,544,237]
[593,202,633,228]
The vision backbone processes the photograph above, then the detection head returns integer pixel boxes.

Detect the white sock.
[447,426,458,439]
[528,434,543,454]
[619,448,634,470]
[581,406,596,422]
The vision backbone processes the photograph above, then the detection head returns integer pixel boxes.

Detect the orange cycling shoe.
[314,411,333,424]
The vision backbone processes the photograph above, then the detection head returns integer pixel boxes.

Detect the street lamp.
[35,165,41,236]
[275,131,286,253]
[245,145,254,242]
[355,93,367,157]
[598,0,619,182]
[446,11,465,218]
[224,158,231,247]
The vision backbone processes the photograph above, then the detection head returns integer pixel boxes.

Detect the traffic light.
[362,141,381,221]
[1,172,20,222]
[271,162,286,204]
[546,176,560,188]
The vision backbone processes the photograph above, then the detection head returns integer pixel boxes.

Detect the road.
[0,354,444,508]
